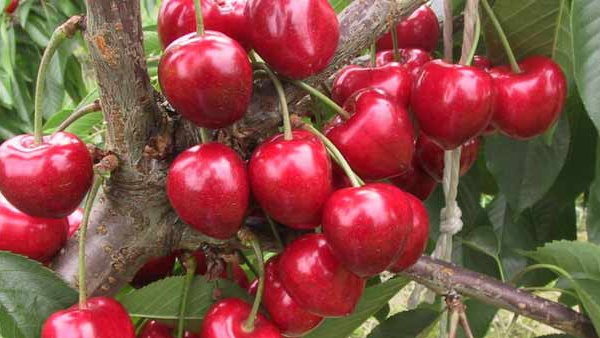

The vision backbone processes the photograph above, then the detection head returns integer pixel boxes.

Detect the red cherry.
[375,48,433,80]
[0,195,67,262]
[41,297,135,338]
[472,55,492,70]
[4,0,18,13]
[389,193,429,272]
[249,130,332,230]
[411,60,494,150]
[158,31,253,129]
[489,56,567,139]
[389,160,437,201]
[376,5,440,52]
[331,63,412,108]
[158,0,251,49]
[200,298,282,338]
[278,234,365,317]
[137,320,199,338]
[66,208,84,238]
[325,88,415,180]
[0,132,93,219]
[416,134,480,182]
[131,254,177,288]
[167,143,249,239]
[322,183,413,277]
[246,0,339,79]
[189,250,250,289]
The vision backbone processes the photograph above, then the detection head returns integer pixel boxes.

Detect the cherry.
[66,208,84,238]
[375,48,433,80]
[331,63,412,108]
[389,160,438,201]
[189,250,250,289]
[473,55,492,70]
[4,0,18,13]
[158,31,253,129]
[131,254,177,288]
[0,194,67,262]
[0,132,93,219]
[200,298,282,338]
[167,143,249,240]
[249,130,332,230]
[389,193,429,272]
[278,234,365,317]
[376,5,440,52]
[137,320,199,338]
[411,60,494,150]
[246,0,339,79]
[416,134,480,182]
[158,0,251,49]
[41,297,135,338]
[325,88,414,180]
[322,183,413,277]
[489,56,567,139]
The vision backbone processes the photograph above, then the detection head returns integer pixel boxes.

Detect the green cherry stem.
[193,0,205,35]
[302,123,363,188]
[34,16,83,144]
[370,41,377,66]
[481,0,521,73]
[177,254,197,338]
[236,249,259,277]
[78,175,104,308]
[390,21,401,62]
[54,100,101,135]
[463,14,481,66]
[254,62,293,140]
[238,228,265,333]
[200,128,211,143]
[266,215,285,252]
[287,79,350,119]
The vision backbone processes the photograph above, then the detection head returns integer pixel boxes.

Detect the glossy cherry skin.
[322,183,413,277]
[0,195,67,262]
[131,254,177,288]
[137,320,199,338]
[246,0,339,79]
[325,88,414,180]
[389,160,438,201]
[375,48,433,80]
[190,250,250,289]
[489,56,567,139]
[278,234,365,317]
[41,297,135,338]
[249,130,332,230]
[473,55,492,70]
[66,208,84,238]
[158,31,253,129]
[416,134,480,182]
[332,63,412,108]
[389,193,429,272]
[167,142,249,239]
[4,0,18,13]
[411,60,494,150]
[376,5,440,52]
[200,298,282,338]
[0,132,93,219]
[158,0,251,49]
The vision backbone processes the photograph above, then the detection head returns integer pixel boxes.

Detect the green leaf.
[328,0,352,13]
[485,114,570,214]
[305,277,409,338]
[0,251,78,338]
[588,142,600,244]
[525,241,600,279]
[570,277,600,337]
[367,308,440,338]
[461,226,500,258]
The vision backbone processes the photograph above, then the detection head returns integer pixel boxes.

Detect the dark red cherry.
[389,193,429,272]
[489,56,567,139]
[376,5,440,52]
[389,160,438,201]
[246,0,339,79]
[167,143,249,239]
[4,0,18,13]
[66,207,84,238]
[411,60,494,150]
[137,320,199,338]
[249,130,332,230]
[0,132,93,218]
[375,48,432,80]
[278,234,365,317]
[200,298,282,338]
[416,134,480,182]
[131,254,177,288]
[158,31,253,129]
[332,63,412,108]
[41,297,135,338]
[158,0,251,49]
[325,88,414,180]
[322,183,413,277]
[0,194,67,262]
[472,55,492,70]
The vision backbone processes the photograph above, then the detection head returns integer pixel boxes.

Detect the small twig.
[445,291,474,338]
[54,100,101,134]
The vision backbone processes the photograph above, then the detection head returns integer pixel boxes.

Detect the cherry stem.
[481,0,521,73]
[266,215,285,252]
[302,124,363,188]
[177,254,197,338]
[390,21,401,62]
[254,62,293,140]
[78,175,104,309]
[53,100,101,135]
[463,15,481,66]
[287,80,350,120]
[193,0,205,35]
[238,229,265,333]
[370,41,377,66]
[200,128,210,144]
[34,16,83,144]
[236,249,258,277]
